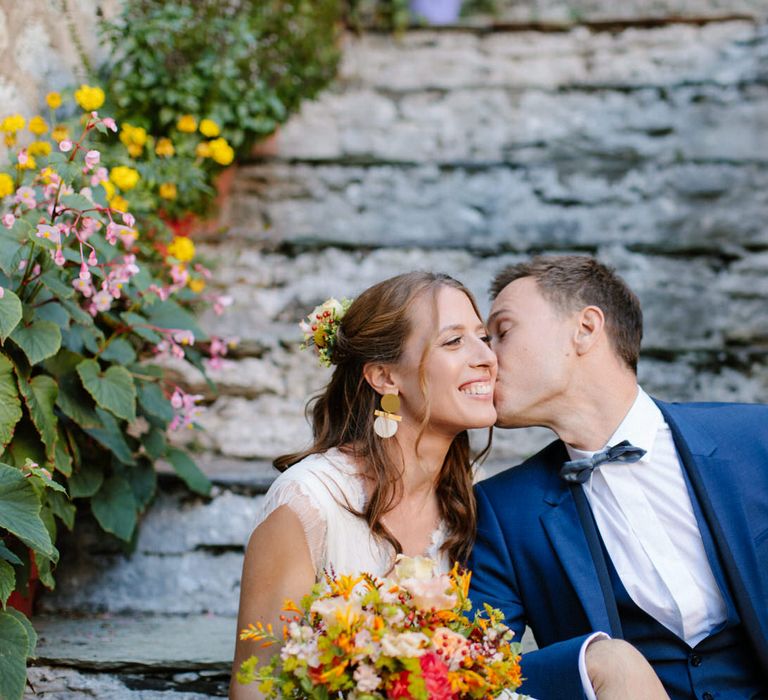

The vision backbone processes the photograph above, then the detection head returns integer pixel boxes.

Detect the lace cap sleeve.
[257,475,328,575]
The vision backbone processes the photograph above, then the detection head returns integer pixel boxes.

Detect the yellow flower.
[39,167,56,184]
[109,165,140,191]
[74,84,105,111]
[46,92,62,110]
[167,236,196,262]
[28,116,48,135]
[195,141,211,158]
[52,125,69,142]
[189,278,206,293]
[119,123,147,158]
[100,179,116,201]
[18,155,36,170]
[4,133,15,147]
[28,141,52,157]
[109,194,129,212]
[199,119,220,138]
[0,173,14,198]
[177,115,197,133]
[159,182,177,200]
[209,137,234,166]
[155,137,175,158]
[1,114,25,133]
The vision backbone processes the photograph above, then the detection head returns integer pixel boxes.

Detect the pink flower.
[419,652,454,700]
[122,212,135,228]
[59,140,73,153]
[17,149,29,166]
[79,262,91,281]
[52,247,65,266]
[72,278,94,297]
[36,224,61,244]
[168,388,205,430]
[388,671,413,700]
[2,213,15,228]
[15,186,36,208]
[84,150,100,169]
[101,116,118,132]
[0,287,4,299]
[213,294,233,316]
[91,166,108,187]
[88,249,98,266]
[172,329,195,346]
[91,289,112,313]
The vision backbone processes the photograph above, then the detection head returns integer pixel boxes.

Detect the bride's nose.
[470,337,498,370]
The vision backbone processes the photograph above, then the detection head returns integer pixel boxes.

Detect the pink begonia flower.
[53,247,66,266]
[147,283,169,301]
[172,329,195,346]
[194,263,212,279]
[59,140,73,153]
[72,278,94,297]
[92,289,112,313]
[79,262,91,281]
[17,149,29,166]
[84,150,100,169]
[106,221,132,245]
[91,166,108,187]
[102,117,118,132]
[168,388,204,430]
[36,223,61,245]
[213,295,233,316]
[88,249,98,266]
[15,186,36,208]
[17,260,26,271]
[122,212,135,227]
[170,264,188,287]
[0,287,4,299]
[79,186,94,202]
[119,228,137,248]
[80,217,100,241]
[2,213,15,228]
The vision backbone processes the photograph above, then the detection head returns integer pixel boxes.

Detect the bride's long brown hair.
[275,272,492,565]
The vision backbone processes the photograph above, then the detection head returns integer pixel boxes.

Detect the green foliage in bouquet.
[0,95,234,696]
[99,0,342,160]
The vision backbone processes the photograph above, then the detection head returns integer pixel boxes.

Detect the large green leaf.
[0,236,24,277]
[0,610,28,700]
[100,337,136,365]
[0,354,22,450]
[121,311,161,343]
[16,374,57,462]
[0,464,54,559]
[9,319,61,365]
[91,473,138,541]
[137,381,174,423]
[5,608,36,658]
[77,359,136,422]
[47,490,76,531]
[84,408,135,465]
[0,541,21,566]
[165,447,211,496]
[0,289,22,342]
[67,460,104,499]
[56,371,101,430]
[146,298,207,340]
[0,559,15,606]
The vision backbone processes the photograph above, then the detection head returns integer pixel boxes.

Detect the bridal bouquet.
[237,556,523,699]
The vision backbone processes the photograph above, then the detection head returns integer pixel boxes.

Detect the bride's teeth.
[460,383,491,395]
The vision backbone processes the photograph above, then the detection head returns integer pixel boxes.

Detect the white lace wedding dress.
[256,447,449,578]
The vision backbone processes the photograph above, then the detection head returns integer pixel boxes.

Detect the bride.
[230,271,667,700]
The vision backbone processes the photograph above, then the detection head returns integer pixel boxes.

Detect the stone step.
[29,614,233,698]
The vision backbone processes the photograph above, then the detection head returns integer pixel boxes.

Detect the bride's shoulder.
[268,448,361,502]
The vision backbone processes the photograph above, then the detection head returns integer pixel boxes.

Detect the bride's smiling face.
[393,285,497,436]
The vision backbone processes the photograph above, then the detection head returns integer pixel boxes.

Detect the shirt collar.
[565,387,661,463]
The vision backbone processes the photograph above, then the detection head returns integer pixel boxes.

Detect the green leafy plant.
[0,95,234,695]
[99,0,342,160]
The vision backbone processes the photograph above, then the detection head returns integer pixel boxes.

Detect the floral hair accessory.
[300,297,353,367]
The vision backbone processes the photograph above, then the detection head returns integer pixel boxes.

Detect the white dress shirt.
[570,387,727,698]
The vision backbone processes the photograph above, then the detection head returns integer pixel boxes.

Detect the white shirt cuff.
[579,632,611,700]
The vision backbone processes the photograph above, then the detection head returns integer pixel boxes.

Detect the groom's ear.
[363,362,399,395]
[573,305,605,355]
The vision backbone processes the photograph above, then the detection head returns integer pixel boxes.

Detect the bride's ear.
[363,362,398,396]
[574,305,605,355]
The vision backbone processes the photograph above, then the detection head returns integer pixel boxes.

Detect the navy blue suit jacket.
[468,400,768,698]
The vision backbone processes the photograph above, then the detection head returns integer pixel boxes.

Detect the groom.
[468,255,768,699]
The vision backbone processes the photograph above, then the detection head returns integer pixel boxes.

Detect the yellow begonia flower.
[29,116,48,135]
[18,155,36,170]
[167,236,196,262]
[159,182,177,200]
[109,195,129,212]
[195,141,211,158]
[177,115,197,133]
[0,173,14,198]
[110,166,140,191]
[52,125,69,142]
[1,114,25,133]
[28,141,52,157]
[199,119,220,138]
[74,84,105,111]
[39,167,56,184]
[46,92,62,110]
[155,138,175,157]
[189,278,206,293]
[209,137,234,166]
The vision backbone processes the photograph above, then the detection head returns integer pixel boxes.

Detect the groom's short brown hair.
[491,255,643,373]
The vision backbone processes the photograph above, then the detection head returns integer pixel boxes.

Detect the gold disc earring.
[373,393,402,438]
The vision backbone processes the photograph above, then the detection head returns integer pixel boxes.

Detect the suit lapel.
[539,444,614,634]
[658,402,768,669]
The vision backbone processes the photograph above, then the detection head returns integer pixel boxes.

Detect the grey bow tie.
[560,440,646,484]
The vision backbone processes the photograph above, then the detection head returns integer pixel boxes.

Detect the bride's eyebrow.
[438,324,465,334]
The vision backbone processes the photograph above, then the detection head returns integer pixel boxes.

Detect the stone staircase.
[27,4,768,696]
